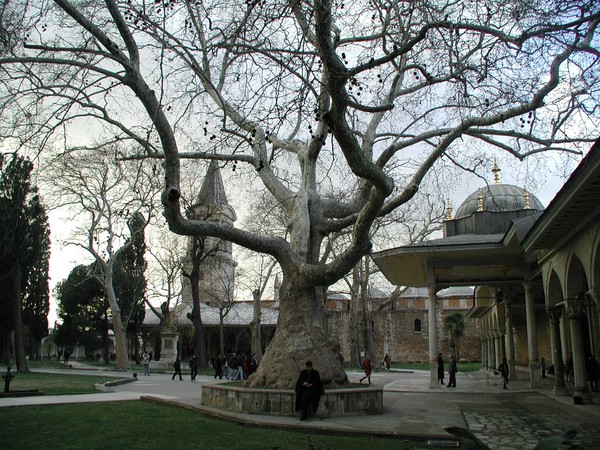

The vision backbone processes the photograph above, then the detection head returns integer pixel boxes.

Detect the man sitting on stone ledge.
[295,361,324,421]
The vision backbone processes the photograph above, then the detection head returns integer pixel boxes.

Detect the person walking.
[384,353,391,370]
[189,354,198,381]
[360,356,372,384]
[142,351,150,376]
[587,354,600,392]
[447,354,457,388]
[172,357,183,381]
[498,356,510,390]
[540,357,547,378]
[213,354,224,379]
[566,352,574,382]
[437,353,445,385]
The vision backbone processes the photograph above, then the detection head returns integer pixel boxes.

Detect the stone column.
[428,285,440,389]
[566,298,592,404]
[481,338,487,369]
[487,335,495,371]
[524,281,540,387]
[494,331,503,371]
[504,300,517,379]
[586,290,599,355]
[547,306,568,396]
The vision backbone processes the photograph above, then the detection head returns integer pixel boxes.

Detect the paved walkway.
[2,363,599,449]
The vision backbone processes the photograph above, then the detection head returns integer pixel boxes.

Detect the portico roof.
[371,231,529,288]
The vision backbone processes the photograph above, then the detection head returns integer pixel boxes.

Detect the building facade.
[372,140,600,403]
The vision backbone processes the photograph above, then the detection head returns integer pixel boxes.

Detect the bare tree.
[40,150,157,370]
[0,0,598,387]
[236,252,279,360]
[182,233,216,367]
[237,191,285,360]
[145,229,185,329]
[202,268,236,358]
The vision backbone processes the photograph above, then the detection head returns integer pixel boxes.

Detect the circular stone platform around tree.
[201,383,383,417]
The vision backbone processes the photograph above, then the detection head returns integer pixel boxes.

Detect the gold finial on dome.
[523,187,531,209]
[446,198,453,220]
[477,190,485,211]
[492,160,501,184]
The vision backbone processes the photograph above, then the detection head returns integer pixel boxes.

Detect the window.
[414,319,422,332]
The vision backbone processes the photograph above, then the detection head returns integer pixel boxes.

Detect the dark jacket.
[295,368,324,412]
[437,356,445,379]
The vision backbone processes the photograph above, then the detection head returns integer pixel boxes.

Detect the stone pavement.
[1,363,599,449]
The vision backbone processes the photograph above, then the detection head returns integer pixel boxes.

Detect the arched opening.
[566,254,588,300]
[414,319,422,332]
[548,269,563,306]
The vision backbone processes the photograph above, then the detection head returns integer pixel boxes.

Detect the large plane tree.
[0,0,598,387]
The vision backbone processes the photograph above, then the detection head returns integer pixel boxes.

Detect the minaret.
[445,198,453,220]
[182,160,238,307]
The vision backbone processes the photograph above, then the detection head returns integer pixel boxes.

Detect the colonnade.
[476,286,598,404]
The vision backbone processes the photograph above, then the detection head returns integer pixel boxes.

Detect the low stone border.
[95,376,138,392]
[201,383,383,417]
[0,390,42,398]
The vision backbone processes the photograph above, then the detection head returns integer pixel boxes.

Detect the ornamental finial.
[492,160,501,184]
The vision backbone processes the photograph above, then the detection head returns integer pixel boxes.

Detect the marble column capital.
[565,298,584,319]
[546,305,563,323]
[585,289,599,309]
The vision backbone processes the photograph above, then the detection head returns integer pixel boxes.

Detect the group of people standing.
[436,352,510,389]
[211,353,259,381]
[437,353,458,387]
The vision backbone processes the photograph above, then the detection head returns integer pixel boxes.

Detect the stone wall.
[201,384,383,417]
[327,308,481,365]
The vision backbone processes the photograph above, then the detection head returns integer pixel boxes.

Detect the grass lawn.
[6,371,125,395]
[0,401,426,450]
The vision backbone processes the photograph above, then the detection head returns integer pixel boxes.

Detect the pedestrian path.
[1,363,599,449]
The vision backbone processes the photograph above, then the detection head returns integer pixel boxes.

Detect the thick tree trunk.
[250,289,262,359]
[219,312,225,357]
[248,277,348,389]
[13,268,28,373]
[348,266,361,367]
[191,294,208,367]
[104,276,129,370]
[111,314,129,370]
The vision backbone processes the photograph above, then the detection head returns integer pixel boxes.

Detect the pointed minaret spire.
[196,160,228,208]
[492,160,501,184]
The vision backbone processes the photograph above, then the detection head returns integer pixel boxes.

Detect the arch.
[547,269,564,307]
[566,253,589,299]
[592,227,600,290]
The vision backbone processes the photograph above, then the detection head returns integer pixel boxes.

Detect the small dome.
[455,184,544,219]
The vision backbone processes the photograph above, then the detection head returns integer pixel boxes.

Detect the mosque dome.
[454,184,544,219]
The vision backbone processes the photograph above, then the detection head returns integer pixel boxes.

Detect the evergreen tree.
[445,312,466,361]
[21,193,51,361]
[0,154,50,370]
[55,265,106,359]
